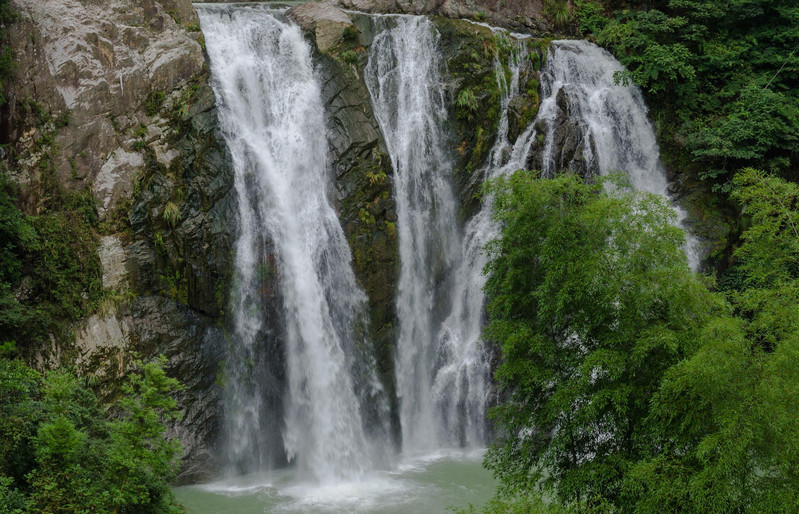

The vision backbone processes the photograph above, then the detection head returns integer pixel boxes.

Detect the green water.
[174,451,495,513]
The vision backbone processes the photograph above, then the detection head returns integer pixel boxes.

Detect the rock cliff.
[3,0,233,483]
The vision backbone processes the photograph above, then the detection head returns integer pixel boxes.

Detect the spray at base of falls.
[197,4,389,482]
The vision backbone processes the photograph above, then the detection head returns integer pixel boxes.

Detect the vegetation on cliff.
[574,0,798,187]
[481,170,799,512]
[0,168,104,357]
[0,357,183,513]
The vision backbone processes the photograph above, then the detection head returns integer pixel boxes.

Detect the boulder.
[287,3,355,52]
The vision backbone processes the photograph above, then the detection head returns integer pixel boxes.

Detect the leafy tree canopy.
[575,0,799,184]
[0,357,184,514]
[482,170,799,512]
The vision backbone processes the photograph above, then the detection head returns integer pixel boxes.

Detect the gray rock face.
[527,87,598,178]
[123,295,226,485]
[332,0,553,34]
[6,0,205,195]
[98,235,129,289]
[4,0,232,483]
[288,3,355,51]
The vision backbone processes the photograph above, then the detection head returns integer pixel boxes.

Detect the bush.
[0,357,184,513]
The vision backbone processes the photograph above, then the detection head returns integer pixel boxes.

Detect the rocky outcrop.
[333,0,554,34]
[3,0,232,482]
[527,87,598,178]
[289,2,356,51]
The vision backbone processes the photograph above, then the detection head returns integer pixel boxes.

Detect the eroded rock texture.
[4,0,233,482]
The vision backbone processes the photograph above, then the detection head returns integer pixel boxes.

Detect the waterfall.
[365,16,461,452]
[428,36,533,447]
[198,5,387,482]
[197,3,697,484]
[535,40,700,267]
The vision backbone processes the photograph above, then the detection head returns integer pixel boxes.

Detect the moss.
[365,169,387,186]
[358,207,376,226]
[456,88,479,120]
[164,269,188,305]
[342,24,359,41]
[528,38,551,67]
[0,94,104,350]
[145,90,166,116]
[340,49,359,66]
[99,194,132,236]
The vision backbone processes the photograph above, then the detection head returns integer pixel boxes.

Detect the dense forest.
[0,0,797,511]
[477,0,799,510]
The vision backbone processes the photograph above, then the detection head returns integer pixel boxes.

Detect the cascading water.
[428,35,532,447]
[365,16,462,452]
[534,40,700,267]
[197,5,387,482]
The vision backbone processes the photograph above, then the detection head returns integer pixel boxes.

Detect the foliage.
[145,91,167,116]
[0,358,184,513]
[623,169,799,511]
[456,492,570,513]
[575,0,799,183]
[0,171,34,344]
[483,171,713,507]
[481,170,799,511]
[162,201,180,228]
[340,49,359,66]
[543,0,573,29]
[0,0,17,106]
[0,165,102,349]
[456,88,479,120]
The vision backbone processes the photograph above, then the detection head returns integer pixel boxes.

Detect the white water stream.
[365,16,462,453]
[537,40,700,268]
[198,4,386,482]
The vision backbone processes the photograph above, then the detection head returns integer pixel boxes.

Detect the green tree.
[104,358,183,514]
[482,170,799,512]
[625,169,799,512]
[0,358,184,514]
[483,171,715,507]
[575,0,799,182]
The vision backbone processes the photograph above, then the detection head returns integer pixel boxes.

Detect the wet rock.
[527,86,598,178]
[288,3,355,52]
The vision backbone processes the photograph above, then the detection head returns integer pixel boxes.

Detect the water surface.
[174,451,495,513]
